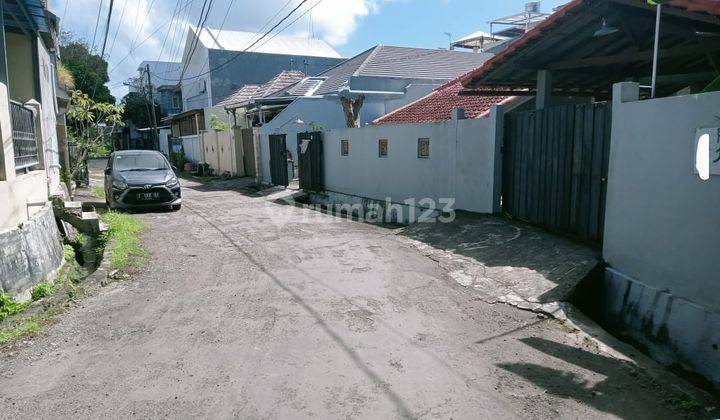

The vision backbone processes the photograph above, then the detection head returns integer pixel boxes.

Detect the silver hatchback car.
[104,150,182,211]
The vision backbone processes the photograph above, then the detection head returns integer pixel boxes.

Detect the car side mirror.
[171,165,178,173]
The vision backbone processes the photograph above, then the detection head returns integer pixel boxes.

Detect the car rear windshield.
[114,154,168,171]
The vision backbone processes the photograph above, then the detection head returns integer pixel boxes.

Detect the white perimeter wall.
[260,108,503,214]
[604,85,720,310]
[323,114,501,213]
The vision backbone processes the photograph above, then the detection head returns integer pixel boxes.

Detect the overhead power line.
[106,0,129,60]
[157,0,312,83]
[108,0,194,75]
[100,0,116,59]
[91,0,105,50]
[178,0,212,81]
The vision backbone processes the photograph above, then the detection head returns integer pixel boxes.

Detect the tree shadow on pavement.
[496,336,707,419]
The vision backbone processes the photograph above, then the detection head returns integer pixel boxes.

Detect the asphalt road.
[0,173,686,418]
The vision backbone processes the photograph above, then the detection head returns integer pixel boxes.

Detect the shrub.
[63,244,76,262]
[31,283,55,301]
[0,292,28,322]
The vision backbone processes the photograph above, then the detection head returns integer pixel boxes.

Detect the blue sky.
[53,0,568,99]
[337,0,567,55]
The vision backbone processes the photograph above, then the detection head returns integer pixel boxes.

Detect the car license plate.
[137,192,159,200]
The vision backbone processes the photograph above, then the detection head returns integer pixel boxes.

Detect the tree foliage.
[59,33,115,103]
[64,91,125,198]
[121,92,161,129]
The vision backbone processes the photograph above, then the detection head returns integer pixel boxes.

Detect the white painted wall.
[180,32,211,111]
[604,85,720,310]
[180,134,203,163]
[37,40,60,194]
[602,83,720,388]
[260,109,503,214]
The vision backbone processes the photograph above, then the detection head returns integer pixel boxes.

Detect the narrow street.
[0,168,691,418]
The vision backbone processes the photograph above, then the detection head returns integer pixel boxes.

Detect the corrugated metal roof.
[285,77,326,96]
[195,27,343,58]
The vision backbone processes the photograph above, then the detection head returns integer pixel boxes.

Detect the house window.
[340,139,349,156]
[172,93,181,109]
[418,138,430,158]
[378,139,388,158]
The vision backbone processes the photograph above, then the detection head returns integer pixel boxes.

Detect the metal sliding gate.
[502,102,612,244]
[268,134,288,187]
[297,131,324,192]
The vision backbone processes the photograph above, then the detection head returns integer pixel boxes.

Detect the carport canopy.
[460,0,720,98]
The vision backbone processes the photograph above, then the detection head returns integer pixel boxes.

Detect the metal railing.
[10,100,39,170]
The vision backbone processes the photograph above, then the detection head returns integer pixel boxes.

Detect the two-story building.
[176,27,345,110]
[0,0,66,297]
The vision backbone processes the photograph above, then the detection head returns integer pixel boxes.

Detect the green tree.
[121,91,161,129]
[65,91,125,199]
[60,33,115,103]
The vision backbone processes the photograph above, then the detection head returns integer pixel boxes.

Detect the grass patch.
[91,185,105,199]
[0,292,28,322]
[0,261,84,345]
[0,320,40,343]
[30,283,54,301]
[99,211,146,271]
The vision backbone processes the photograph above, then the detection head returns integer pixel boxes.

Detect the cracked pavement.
[0,169,700,418]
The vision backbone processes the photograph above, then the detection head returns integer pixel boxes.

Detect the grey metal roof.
[307,45,493,96]
[194,27,343,58]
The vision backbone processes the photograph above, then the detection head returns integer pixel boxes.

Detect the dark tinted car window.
[114,154,168,171]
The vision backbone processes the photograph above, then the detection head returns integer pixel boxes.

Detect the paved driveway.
[0,175,687,418]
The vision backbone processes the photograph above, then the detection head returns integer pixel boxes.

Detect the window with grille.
[378,139,388,158]
[418,138,430,158]
[340,139,349,156]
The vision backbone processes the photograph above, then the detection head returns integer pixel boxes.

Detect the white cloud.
[55,0,382,100]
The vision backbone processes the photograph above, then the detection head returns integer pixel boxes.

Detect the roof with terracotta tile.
[219,71,305,108]
[373,77,514,125]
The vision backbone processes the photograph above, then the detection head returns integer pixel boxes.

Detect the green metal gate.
[502,102,612,243]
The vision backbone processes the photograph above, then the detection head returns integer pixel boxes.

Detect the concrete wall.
[602,83,720,389]
[0,82,50,230]
[5,32,35,102]
[0,203,64,298]
[258,85,442,168]
[36,39,60,194]
[180,134,202,164]
[208,50,344,106]
[260,109,503,215]
[201,129,244,176]
[180,36,211,111]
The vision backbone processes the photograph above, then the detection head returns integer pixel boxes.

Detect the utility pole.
[145,63,159,151]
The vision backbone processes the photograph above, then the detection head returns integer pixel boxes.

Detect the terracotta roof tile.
[373,78,514,125]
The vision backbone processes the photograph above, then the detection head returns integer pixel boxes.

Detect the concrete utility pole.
[145,63,159,151]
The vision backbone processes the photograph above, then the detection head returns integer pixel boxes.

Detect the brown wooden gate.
[502,102,612,243]
[239,128,256,178]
